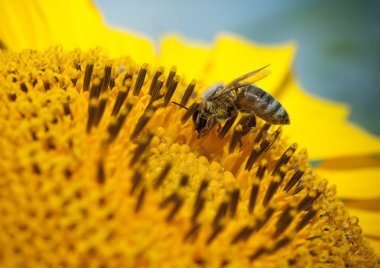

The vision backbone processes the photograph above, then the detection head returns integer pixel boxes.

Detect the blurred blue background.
[94,0,380,135]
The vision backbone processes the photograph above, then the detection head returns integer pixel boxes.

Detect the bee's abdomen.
[237,85,290,125]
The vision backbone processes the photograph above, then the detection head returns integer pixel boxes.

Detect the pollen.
[0,47,376,267]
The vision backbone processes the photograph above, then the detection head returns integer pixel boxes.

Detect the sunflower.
[0,0,379,267]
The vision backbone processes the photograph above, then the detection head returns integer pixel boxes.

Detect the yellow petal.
[104,28,155,62]
[0,0,154,61]
[279,78,380,159]
[315,166,380,199]
[315,156,380,200]
[0,0,102,49]
[0,0,42,49]
[202,33,295,93]
[344,198,380,211]
[367,237,380,256]
[318,155,380,170]
[157,36,212,83]
[348,208,380,238]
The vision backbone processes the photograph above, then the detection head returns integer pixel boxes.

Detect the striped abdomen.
[236,85,290,125]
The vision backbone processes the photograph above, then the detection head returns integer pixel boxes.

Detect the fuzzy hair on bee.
[178,65,290,138]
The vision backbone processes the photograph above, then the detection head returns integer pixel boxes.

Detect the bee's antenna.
[171,101,188,110]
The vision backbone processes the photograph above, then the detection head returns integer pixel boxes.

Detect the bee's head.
[192,109,216,138]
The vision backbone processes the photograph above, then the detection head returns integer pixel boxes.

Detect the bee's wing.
[211,65,271,100]
[224,64,271,89]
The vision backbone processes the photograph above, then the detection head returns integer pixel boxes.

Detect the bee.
[179,65,290,138]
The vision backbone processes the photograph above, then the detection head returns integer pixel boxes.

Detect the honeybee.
[181,65,290,137]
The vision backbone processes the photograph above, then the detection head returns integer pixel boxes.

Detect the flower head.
[0,46,376,267]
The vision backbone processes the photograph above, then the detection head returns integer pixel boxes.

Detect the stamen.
[20,82,28,93]
[184,223,201,242]
[181,102,200,124]
[83,64,93,91]
[218,114,237,139]
[148,67,164,95]
[71,78,78,86]
[153,163,172,189]
[250,235,292,261]
[248,179,260,214]
[133,63,148,96]
[192,180,209,222]
[273,205,296,238]
[265,127,281,152]
[221,260,230,267]
[181,79,196,106]
[179,174,189,186]
[262,175,281,207]
[272,235,291,251]
[122,69,133,86]
[64,168,73,179]
[229,125,243,153]
[129,132,154,167]
[231,226,253,244]
[159,193,179,209]
[256,161,268,180]
[297,191,320,211]
[63,103,71,116]
[253,203,276,232]
[93,93,108,127]
[249,246,266,261]
[31,131,38,141]
[130,109,154,140]
[44,81,51,91]
[283,169,304,192]
[296,204,319,232]
[107,102,133,144]
[97,159,105,184]
[32,163,41,174]
[150,75,165,102]
[207,225,224,245]
[272,143,297,176]
[135,187,146,213]
[194,258,206,266]
[159,175,188,221]
[240,114,256,136]
[7,93,17,101]
[166,66,177,88]
[86,99,97,133]
[229,189,240,217]
[89,77,102,100]
[130,170,143,194]
[213,202,228,228]
[109,78,115,89]
[74,60,81,70]
[166,198,184,222]
[292,181,304,195]
[163,75,179,107]
[245,135,273,171]
[46,137,56,150]
[111,81,132,116]
[254,123,271,143]
[101,66,112,93]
